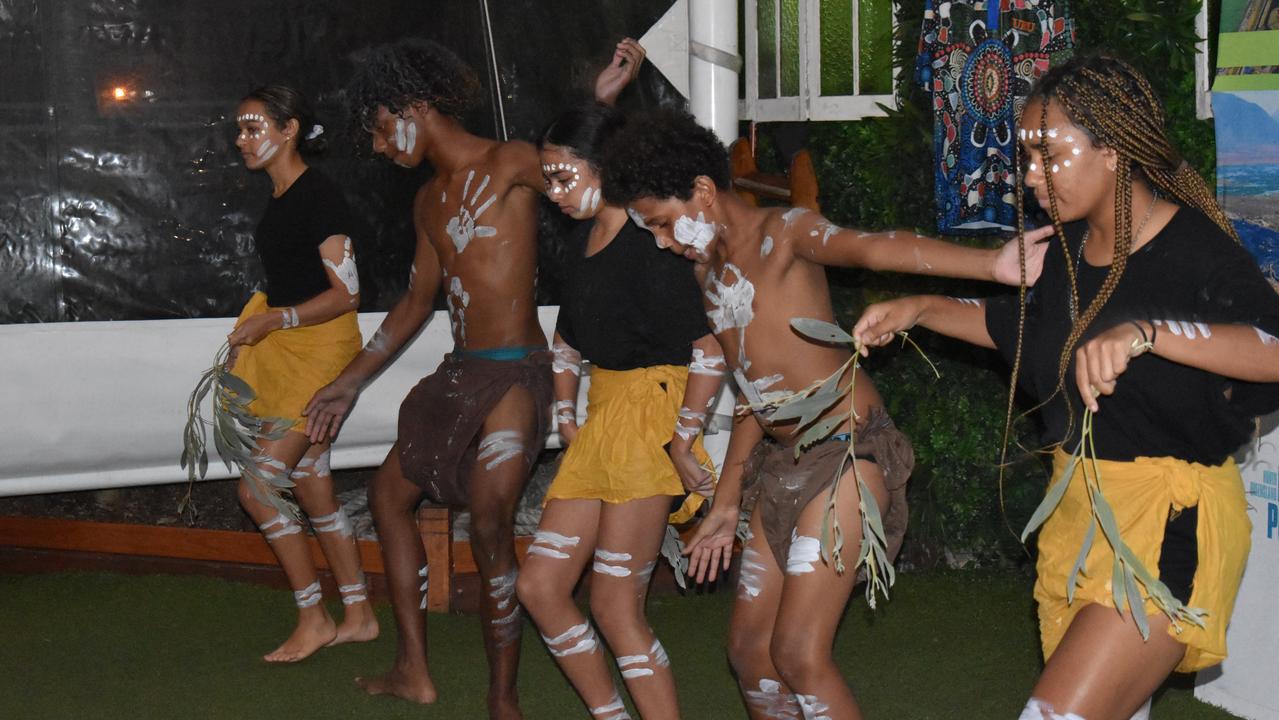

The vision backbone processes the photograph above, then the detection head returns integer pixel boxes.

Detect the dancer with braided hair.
[855,55,1279,719]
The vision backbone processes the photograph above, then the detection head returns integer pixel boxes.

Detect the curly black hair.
[344,38,480,131]
[600,108,731,204]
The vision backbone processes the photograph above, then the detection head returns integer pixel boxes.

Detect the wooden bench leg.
[416,506,453,613]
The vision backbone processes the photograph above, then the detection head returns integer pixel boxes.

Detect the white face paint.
[446,276,471,342]
[760,235,774,258]
[543,162,580,196]
[705,263,755,333]
[446,169,498,253]
[393,117,418,155]
[627,208,651,233]
[477,430,523,471]
[673,212,717,252]
[785,532,821,575]
[255,138,278,162]
[575,186,601,218]
[1019,127,1083,175]
[528,530,580,560]
[322,237,360,295]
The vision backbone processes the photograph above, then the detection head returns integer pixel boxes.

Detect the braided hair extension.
[1001,55,1240,458]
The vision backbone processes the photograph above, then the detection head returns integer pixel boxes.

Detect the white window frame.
[741,0,898,122]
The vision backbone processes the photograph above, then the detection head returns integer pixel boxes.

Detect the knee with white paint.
[1019,698,1086,720]
[487,569,522,648]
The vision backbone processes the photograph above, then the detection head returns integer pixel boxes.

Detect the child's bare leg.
[728,509,802,720]
[1021,604,1182,720]
[289,443,379,646]
[236,427,337,663]
[516,499,628,718]
[356,446,437,704]
[469,385,540,720]
[591,495,680,720]
[770,459,890,720]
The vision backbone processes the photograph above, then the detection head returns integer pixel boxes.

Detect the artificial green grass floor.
[0,571,1238,719]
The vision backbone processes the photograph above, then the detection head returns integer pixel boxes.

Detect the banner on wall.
[1194,4,1279,717]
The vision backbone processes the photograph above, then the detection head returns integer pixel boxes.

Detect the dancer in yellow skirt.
[226,85,376,663]
[855,56,1279,719]
[515,95,725,719]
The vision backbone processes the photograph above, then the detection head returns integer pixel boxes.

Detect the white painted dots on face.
[528,530,580,560]
[477,430,523,471]
[542,162,580,196]
[1019,127,1083,175]
[785,532,821,575]
[323,238,359,296]
[673,212,716,252]
[447,169,498,254]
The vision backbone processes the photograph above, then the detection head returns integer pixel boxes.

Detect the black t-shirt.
[556,217,710,370]
[254,168,358,306]
[986,207,1279,465]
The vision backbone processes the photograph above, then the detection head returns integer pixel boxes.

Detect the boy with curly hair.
[303,38,549,716]
[601,108,1051,719]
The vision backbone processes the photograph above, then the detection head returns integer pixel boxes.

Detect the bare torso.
[417,140,545,350]
[702,207,882,444]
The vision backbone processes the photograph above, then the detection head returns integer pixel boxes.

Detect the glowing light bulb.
[113,86,127,100]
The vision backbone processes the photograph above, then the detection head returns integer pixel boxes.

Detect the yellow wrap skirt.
[1034,449,1251,672]
[229,292,362,424]
[546,364,714,523]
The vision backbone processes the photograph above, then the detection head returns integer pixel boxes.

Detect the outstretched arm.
[853,295,996,354]
[594,38,646,106]
[303,191,442,441]
[788,210,1053,286]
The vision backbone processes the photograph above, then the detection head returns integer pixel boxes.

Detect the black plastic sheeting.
[0,0,683,323]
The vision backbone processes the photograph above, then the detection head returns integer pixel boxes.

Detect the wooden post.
[416,505,452,612]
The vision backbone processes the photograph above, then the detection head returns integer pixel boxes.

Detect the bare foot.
[263,612,338,663]
[356,667,438,704]
[328,603,380,646]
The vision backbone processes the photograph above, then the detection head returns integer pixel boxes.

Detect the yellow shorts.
[546,364,714,523]
[229,292,361,425]
[1034,449,1251,673]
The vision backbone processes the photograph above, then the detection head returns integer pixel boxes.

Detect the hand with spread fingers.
[594,37,646,106]
[1075,320,1154,413]
[302,378,359,442]
[681,505,736,583]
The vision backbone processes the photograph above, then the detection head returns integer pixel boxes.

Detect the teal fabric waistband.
[454,345,545,362]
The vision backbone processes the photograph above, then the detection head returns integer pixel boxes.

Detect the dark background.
[0,0,683,323]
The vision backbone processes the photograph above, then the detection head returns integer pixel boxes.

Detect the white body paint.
[627,208,651,233]
[322,238,360,295]
[673,212,717,252]
[418,564,430,609]
[786,532,822,575]
[309,507,353,538]
[782,208,808,227]
[255,138,278,163]
[590,694,632,720]
[761,235,774,257]
[689,348,727,376]
[953,297,982,307]
[745,678,802,720]
[408,263,417,290]
[528,530,580,560]
[551,339,582,376]
[593,546,634,576]
[364,328,391,356]
[575,186,601,218]
[477,430,524,471]
[737,545,767,600]
[293,580,323,608]
[338,578,367,605]
[543,622,599,657]
[488,569,517,610]
[617,654,654,678]
[259,513,302,541]
[820,223,838,246]
[1154,319,1211,340]
[1019,698,1085,720]
[394,117,418,155]
[705,263,755,333]
[797,694,833,720]
[1256,326,1279,345]
[446,170,499,254]
[446,276,471,342]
